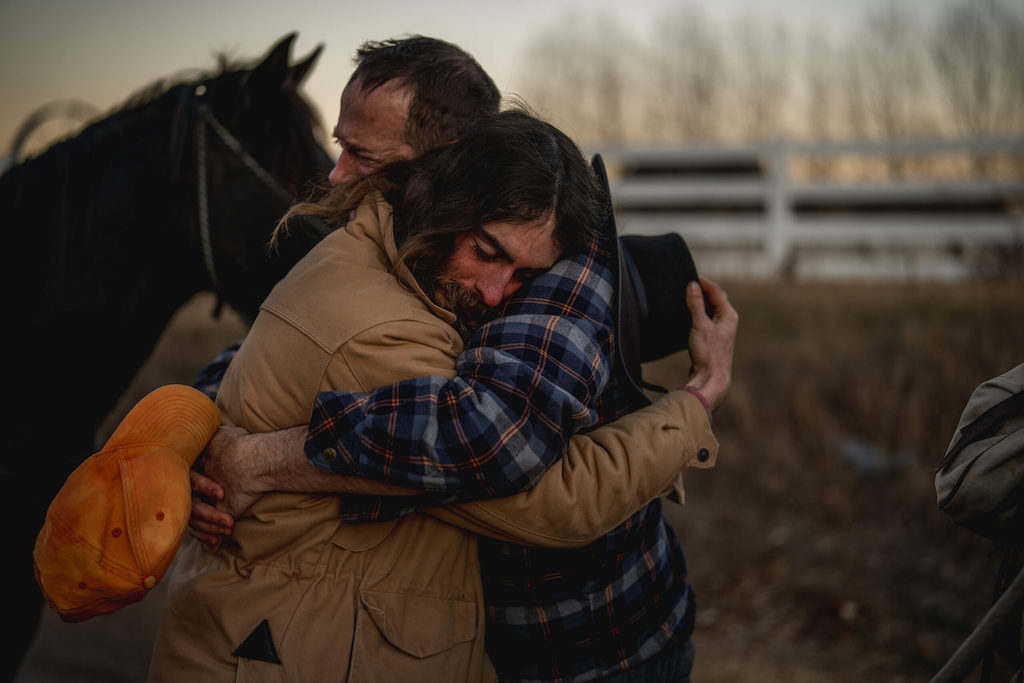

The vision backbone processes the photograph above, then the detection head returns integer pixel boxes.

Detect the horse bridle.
[194,97,294,292]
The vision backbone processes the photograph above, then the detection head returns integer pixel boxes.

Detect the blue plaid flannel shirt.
[304,240,614,519]
[300,239,695,681]
[192,238,695,681]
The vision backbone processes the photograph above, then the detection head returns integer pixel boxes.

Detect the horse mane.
[7,46,324,204]
[115,52,246,112]
[80,56,244,170]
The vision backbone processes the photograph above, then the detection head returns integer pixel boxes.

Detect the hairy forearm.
[207,425,419,501]
[262,427,419,496]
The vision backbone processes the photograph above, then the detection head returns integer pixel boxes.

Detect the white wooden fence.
[595,137,1024,281]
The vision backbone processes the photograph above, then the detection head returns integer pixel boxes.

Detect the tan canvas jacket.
[149,194,718,683]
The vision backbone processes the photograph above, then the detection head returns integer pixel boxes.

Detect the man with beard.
[182,36,736,682]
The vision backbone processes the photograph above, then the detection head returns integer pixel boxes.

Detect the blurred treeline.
[515,0,1024,157]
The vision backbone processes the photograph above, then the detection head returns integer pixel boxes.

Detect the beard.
[430,277,500,341]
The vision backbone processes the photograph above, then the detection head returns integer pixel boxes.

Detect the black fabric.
[620,233,701,363]
[233,619,282,664]
[592,155,649,410]
[590,154,704,408]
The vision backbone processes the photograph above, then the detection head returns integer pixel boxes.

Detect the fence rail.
[594,137,1024,281]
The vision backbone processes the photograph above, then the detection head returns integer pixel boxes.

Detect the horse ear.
[251,32,297,91]
[289,44,323,87]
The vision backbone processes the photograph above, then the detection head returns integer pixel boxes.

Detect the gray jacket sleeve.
[936,363,1024,538]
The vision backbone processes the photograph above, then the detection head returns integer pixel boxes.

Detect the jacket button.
[697,448,710,462]
[323,447,338,462]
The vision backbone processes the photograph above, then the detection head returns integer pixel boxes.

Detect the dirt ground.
[17,281,1024,682]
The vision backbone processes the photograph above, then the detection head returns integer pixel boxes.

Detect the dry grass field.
[20,280,1024,682]
[648,280,1024,682]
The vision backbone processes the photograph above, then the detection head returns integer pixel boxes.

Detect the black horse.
[1,33,333,679]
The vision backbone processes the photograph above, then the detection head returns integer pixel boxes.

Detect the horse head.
[182,32,334,319]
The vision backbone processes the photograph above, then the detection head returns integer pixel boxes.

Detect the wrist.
[242,431,289,493]
[682,368,729,411]
[252,427,318,492]
[678,385,712,417]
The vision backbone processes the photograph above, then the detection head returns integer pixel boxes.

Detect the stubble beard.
[430,277,500,342]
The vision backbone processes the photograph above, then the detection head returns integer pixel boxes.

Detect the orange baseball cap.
[33,384,220,622]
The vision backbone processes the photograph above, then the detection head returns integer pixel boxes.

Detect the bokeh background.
[6,0,1020,159]
[5,0,1024,680]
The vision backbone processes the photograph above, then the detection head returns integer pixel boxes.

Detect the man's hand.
[188,469,234,551]
[187,424,422,551]
[187,425,285,552]
[683,277,738,411]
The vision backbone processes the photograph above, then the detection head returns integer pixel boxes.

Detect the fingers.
[190,494,234,527]
[698,278,739,335]
[683,276,737,412]
[698,277,732,318]
[190,469,224,502]
[187,527,223,554]
[685,281,710,326]
[188,497,232,554]
[188,440,240,556]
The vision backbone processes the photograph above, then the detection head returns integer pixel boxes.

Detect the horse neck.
[51,93,201,293]
[5,94,209,451]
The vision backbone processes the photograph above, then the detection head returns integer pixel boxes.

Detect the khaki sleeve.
[424,390,718,548]
[332,316,460,392]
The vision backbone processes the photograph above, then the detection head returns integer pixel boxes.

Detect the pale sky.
[0,0,953,160]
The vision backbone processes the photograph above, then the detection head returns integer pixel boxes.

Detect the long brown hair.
[274,109,601,282]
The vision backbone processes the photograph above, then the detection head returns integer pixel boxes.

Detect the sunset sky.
[1,0,956,163]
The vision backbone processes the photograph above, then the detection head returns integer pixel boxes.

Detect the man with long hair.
[182,37,737,682]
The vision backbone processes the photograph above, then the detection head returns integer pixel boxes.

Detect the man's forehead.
[337,78,412,137]
[480,218,563,271]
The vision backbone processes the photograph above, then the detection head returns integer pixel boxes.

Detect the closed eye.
[473,241,501,262]
[334,136,377,167]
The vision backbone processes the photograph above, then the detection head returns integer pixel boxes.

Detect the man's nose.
[328,151,356,186]
[476,269,519,307]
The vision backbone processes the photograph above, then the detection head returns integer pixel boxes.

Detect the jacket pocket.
[330,518,397,551]
[348,589,480,681]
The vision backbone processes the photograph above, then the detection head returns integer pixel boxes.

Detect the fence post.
[765,137,793,277]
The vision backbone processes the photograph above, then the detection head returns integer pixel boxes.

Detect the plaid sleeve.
[191,339,243,400]
[306,240,616,508]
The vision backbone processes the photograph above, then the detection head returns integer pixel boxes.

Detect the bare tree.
[800,28,840,140]
[726,15,792,142]
[511,1,1024,157]
[930,0,1024,173]
[641,4,725,142]
[516,12,635,145]
[516,20,591,139]
[799,28,842,177]
[588,14,633,143]
[841,2,934,176]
